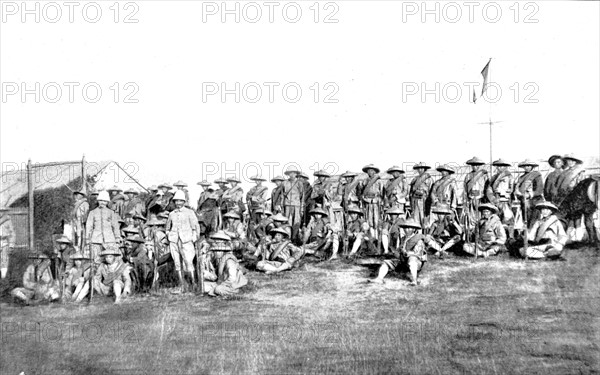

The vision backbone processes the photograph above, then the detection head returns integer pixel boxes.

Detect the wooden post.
[81,154,87,194]
[27,159,34,251]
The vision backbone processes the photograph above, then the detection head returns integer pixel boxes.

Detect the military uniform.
[247,177,269,223]
[222,211,247,255]
[346,206,370,255]
[166,205,200,275]
[0,209,15,279]
[485,159,514,230]
[123,190,145,218]
[221,178,245,216]
[425,204,463,256]
[282,170,305,239]
[270,176,285,214]
[513,160,544,226]
[11,254,60,303]
[196,188,220,234]
[71,191,89,251]
[544,155,564,205]
[341,171,361,210]
[360,164,383,236]
[463,157,489,224]
[409,163,433,226]
[462,204,506,257]
[380,207,405,253]
[107,187,126,218]
[92,254,132,299]
[302,208,332,255]
[85,200,122,263]
[555,154,585,204]
[63,259,91,301]
[256,229,305,273]
[383,166,409,213]
[520,202,567,259]
[203,232,248,296]
[429,165,459,211]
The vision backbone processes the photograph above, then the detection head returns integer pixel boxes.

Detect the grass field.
[1,244,599,375]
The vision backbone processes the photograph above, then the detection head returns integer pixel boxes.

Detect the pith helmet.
[97,191,110,202]
[173,190,186,201]
[271,175,285,182]
[270,227,290,237]
[272,213,289,222]
[309,207,328,217]
[250,175,266,182]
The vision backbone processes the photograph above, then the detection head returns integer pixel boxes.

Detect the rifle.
[342,211,349,256]
[85,237,94,302]
[151,227,159,291]
[469,201,477,261]
[522,197,529,260]
[195,240,205,294]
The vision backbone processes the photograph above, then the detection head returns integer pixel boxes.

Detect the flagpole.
[488,58,493,175]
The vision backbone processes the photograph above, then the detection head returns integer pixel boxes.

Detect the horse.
[558,176,600,243]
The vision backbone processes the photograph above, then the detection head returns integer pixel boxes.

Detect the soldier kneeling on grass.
[203,231,248,297]
[255,227,305,274]
[519,201,567,260]
[368,218,427,286]
[77,247,132,304]
[64,252,92,302]
[11,252,61,304]
[461,203,507,258]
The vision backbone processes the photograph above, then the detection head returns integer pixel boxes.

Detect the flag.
[480,58,491,97]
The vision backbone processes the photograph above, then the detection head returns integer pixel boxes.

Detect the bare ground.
[1,245,599,375]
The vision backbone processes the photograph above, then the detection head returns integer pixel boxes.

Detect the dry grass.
[1,245,599,375]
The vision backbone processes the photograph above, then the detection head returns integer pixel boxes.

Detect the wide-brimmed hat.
[563,153,583,164]
[347,205,363,215]
[309,207,328,217]
[226,177,241,183]
[386,166,405,174]
[158,183,173,190]
[432,203,453,215]
[158,212,170,220]
[466,156,486,166]
[173,180,187,187]
[492,158,511,167]
[478,203,499,213]
[548,155,563,166]
[270,227,290,237]
[210,231,232,242]
[133,214,146,221]
[250,175,266,182]
[518,159,539,168]
[399,218,421,229]
[107,185,123,192]
[254,208,265,214]
[536,201,558,212]
[73,190,87,197]
[313,170,331,178]
[126,235,145,243]
[197,180,211,186]
[71,252,88,261]
[123,226,139,234]
[214,178,229,185]
[385,207,403,215]
[413,162,431,170]
[436,164,456,174]
[272,213,289,222]
[148,185,158,191]
[224,211,240,219]
[100,247,121,256]
[362,164,380,173]
[341,171,358,178]
[263,210,273,216]
[56,236,72,244]
[284,166,301,176]
[298,172,309,179]
[271,175,285,182]
[124,188,138,195]
[28,252,50,259]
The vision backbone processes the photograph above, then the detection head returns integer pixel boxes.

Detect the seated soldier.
[11,252,60,304]
[462,203,507,257]
[78,247,132,304]
[369,218,427,286]
[222,211,247,257]
[64,252,92,302]
[55,235,76,275]
[520,201,567,260]
[347,205,370,256]
[256,227,305,274]
[202,231,248,296]
[425,203,463,257]
[125,234,153,292]
[380,207,404,255]
[302,207,333,257]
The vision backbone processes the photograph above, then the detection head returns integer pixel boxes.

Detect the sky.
[1,1,599,203]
